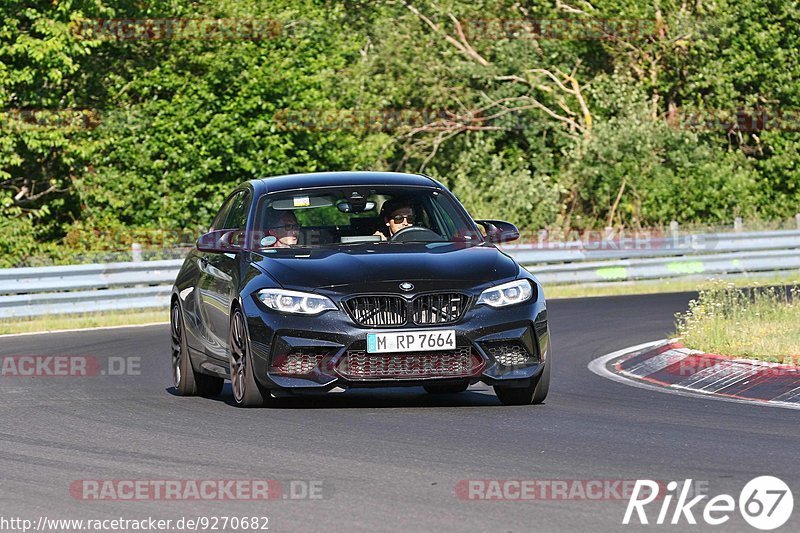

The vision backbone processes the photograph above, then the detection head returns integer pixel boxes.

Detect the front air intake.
[336,347,483,380]
[483,341,536,367]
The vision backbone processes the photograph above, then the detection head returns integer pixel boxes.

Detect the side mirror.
[196,229,244,253]
[475,220,520,244]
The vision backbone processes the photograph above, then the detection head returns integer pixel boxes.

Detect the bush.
[431,134,564,230]
[562,104,762,229]
[675,281,800,361]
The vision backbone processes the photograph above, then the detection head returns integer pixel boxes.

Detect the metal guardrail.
[506,229,800,284]
[0,260,182,318]
[1,229,799,318]
[0,260,181,294]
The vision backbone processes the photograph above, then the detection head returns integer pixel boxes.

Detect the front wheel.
[171,301,223,397]
[229,308,270,407]
[494,359,550,406]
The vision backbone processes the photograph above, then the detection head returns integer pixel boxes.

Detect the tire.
[423,382,469,394]
[171,301,224,397]
[229,307,270,407]
[493,359,550,406]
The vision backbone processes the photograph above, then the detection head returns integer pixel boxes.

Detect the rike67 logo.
[624,476,793,530]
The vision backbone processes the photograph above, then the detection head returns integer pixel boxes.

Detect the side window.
[429,193,476,240]
[210,192,241,231]
[224,190,251,231]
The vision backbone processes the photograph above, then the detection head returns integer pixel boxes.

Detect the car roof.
[253,171,439,193]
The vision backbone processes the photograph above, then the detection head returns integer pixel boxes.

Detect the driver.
[374,198,415,241]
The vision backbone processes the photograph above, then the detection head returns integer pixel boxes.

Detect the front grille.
[345,296,407,327]
[412,293,469,325]
[483,341,536,366]
[336,347,482,379]
[345,292,469,327]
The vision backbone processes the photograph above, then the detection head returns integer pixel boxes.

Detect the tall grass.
[674,281,800,363]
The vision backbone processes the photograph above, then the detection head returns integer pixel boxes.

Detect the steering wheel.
[389,226,446,243]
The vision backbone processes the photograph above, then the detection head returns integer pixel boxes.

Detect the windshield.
[253,187,482,249]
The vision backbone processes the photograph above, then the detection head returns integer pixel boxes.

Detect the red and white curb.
[589,340,800,410]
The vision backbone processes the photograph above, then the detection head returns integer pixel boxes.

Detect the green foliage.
[0,215,52,267]
[430,134,563,229]
[0,1,103,242]
[564,93,762,228]
[2,0,800,265]
[77,0,368,229]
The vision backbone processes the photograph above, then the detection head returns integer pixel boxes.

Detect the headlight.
[257,289,337,315]
[476,279,534,308]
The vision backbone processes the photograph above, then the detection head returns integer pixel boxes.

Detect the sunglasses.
[274,223,300,231]
[390,214,415,224]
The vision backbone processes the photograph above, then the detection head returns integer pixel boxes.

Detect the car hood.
[251,243,519,290]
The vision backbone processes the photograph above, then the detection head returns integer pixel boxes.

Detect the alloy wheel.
[229,311,247,403]
[170,303,183,389]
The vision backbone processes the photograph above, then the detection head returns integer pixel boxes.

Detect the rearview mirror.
[475,220,520,244]
[336,199,376,213]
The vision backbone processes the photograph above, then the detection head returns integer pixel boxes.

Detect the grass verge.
[0,308,168,335]
[673,281,800,363]
[543,271,800,299]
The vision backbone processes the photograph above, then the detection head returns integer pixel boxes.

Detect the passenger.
[264,209,300,247]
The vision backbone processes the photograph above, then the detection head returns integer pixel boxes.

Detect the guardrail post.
[796,213,800,229]
[602,226,614,249]
[669,220,680,248]
[132,243,142,262]
[734,217,743,232]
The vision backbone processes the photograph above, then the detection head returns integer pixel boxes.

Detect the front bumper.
[241,290,549,394]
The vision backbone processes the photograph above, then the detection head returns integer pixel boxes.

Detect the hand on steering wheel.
[388,226,446,242]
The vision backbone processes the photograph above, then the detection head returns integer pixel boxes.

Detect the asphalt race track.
[2,292,798,532]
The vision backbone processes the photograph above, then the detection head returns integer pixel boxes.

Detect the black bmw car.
[170,171,550,407]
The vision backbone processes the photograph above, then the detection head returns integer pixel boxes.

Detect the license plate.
[367,330,456,354]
